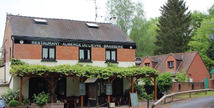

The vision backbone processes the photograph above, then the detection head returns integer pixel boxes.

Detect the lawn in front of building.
[175,91,214,98]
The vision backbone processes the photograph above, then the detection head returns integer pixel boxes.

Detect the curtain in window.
[80,49,84,60]
[43,48,48,59]
[87,49,90,60]
[106,51,110,60]
[111,51,116,60]
[49,48,55,59]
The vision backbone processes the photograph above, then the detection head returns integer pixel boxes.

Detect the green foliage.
[155,0,192,54]
[8,100,19,107]
[176,70,188,82]
[139,78,153,86]
[11,58,26,65]
[130,17,158,57]
[157,72,172,92]
[106,0,135,34]
[207,41,214,60]
[10,59,158,79]
[208,4,214,18]
[188,17,214,69]
[33,92,50,105]
[190,11,208,36]
[134,84,154,100]
[23,98,31,105]
[2,89,19,104]
[124,84,154,101]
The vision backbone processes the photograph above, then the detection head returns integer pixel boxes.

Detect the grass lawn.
[175,91,214,98]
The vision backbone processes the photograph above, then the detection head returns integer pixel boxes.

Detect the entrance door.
[87,83,98,107]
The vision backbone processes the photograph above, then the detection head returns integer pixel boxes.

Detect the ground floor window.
[29,77,66,100]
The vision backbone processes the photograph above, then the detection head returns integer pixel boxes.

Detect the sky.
[0,0,214,49]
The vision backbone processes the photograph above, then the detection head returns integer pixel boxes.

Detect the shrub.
[176,69,188,82]
[23,98,31,105]
[33,92,50,105]
[157,72,172,93]
[8,100,19,107]
[2,89,19,104]
[124,84,154,101]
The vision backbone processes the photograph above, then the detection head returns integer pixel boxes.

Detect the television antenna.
[94,0,97,22]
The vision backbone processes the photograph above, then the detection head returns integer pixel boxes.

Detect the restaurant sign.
[30,40,123,49]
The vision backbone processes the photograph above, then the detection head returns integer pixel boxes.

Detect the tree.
[157,72,172,93]
[155,0,192,54]
[207,41,214,60]
[128,2,158,57]
[130,18,158,57]
[106,0,135,34]
[190,11,208,36]
[208,4,214,18]
[188,17,214,69]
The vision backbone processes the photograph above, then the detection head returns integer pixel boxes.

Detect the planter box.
[28,103,64,108]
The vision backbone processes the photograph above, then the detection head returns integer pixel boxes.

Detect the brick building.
[1,14,137,106]
[137,52,210,82]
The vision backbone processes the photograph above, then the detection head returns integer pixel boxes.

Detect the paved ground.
[155,96,214,108]
[170,96,214,108]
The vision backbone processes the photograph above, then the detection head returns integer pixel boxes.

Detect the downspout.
[11,36,14,58]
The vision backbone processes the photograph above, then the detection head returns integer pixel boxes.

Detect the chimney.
[110,17,116,25]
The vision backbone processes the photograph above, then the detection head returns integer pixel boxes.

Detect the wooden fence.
[152,89,214,108]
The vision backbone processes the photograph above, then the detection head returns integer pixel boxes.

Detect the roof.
[138,52,199,75]
[7,14,134,44]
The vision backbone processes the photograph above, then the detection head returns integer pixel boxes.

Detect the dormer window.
[86,23,99,28]
[34,19,47,24]
[168,61,174,69]
[145,63,150,67]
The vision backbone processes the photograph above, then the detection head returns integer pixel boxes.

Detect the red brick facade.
[14,44,42,59]
[117,49,135,62]
[56,46,79,60]
[142,58,153,68]
[171,82,204,92]
[187,54,210,82]
[91,47,105,61]
[13,43,135,62]
[3,18,12,63]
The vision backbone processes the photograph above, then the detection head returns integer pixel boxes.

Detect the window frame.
[42,46,56,61]
[145,63,150,67]
[105,49,117,63]
[168,61,174,69]
[79,47,91,62]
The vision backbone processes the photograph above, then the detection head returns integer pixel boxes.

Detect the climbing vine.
[10,58,158,79]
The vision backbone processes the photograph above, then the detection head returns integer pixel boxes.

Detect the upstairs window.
[106,49,117,63]
[145,63,150,67]
[42,46,55,61]
[79,48,91,62]
[168,61,174,69]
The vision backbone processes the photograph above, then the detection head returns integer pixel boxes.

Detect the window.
[79,48,91,62]
[42,46,55,61]
[145,63,150,67]
[106,49,117,63]
[168,61,174,69]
